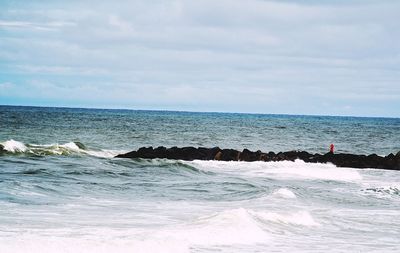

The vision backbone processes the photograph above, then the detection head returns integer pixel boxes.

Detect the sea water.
[0,105,399,252]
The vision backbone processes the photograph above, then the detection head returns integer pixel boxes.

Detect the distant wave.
[0,139,123,158]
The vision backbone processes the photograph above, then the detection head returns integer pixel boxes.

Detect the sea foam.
[0,139,122,158]
[188,159,362,182]
[0,139,27,152]
[156,208,271,246]
[273,188,297,199]
[0,234,189,253]
[251,210,320,227]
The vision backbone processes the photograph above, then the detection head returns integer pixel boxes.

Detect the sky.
[0,0,399,117]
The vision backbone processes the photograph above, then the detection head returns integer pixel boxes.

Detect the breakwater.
[116,146,400,170]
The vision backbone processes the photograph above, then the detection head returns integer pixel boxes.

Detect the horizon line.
[0,104,399,120]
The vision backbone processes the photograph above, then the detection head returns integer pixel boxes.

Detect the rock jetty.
[115,147,400,170]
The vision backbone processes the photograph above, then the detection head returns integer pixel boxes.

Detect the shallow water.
[0,106,400,252]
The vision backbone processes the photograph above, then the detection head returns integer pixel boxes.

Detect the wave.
[0,208,319,252]
[154,207,319,246]
[272,188,297,199]
[187,159,362,182]
[156,208,271,246]
[363,186,400,198]
[0,139,28,152]
[0,139,122,158]
[111,158,213,176]
[251,209,320,227]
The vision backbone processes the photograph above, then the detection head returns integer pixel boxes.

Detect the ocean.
[0,105,399,252]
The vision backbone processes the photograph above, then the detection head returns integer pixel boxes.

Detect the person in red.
[330,144,335,154]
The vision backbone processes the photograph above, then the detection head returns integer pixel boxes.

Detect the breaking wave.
[187,159,362,182]
[162,208,271,245]
[0,139,121,158]
[0,208,319,253]
[272,188,297,199]
[251,209,320,227]
[154,207,319,247]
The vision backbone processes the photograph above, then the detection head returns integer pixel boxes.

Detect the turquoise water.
[1,105,400,252]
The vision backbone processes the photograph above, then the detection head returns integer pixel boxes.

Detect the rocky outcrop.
[115,146,400,170]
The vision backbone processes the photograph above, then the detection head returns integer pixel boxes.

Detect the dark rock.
[220,149,240,161]
[203,147,222,160]
[297,151,313,161]
[115,147,400,170]
[115,150,138,158]
[137,146,155,159]
[153,146,167,158]
[282,151,307,161]
[276,152,286,161]
[239,149,259,161]
[180,146,202,160]
[166,146,180,159]
[214,151,222,160]
[387,153,395,159]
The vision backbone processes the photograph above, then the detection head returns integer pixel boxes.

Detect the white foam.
[0,208,271,253]
[0,208,319,252]
[188,159,362,182]
[59,142,123,158]
[156,208,270,245]
[362,182,400,199]
[0,235,189,253]
[0,139,27,152]
[273,188,297,199]
[84,149,123,159]
[29,142,81,155]
[0,139,121,158]
[60,142,81,151]
[252,210,320,227]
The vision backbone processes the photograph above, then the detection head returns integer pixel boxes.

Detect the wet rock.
[220,149,240,161]
[239,149,259,161]
[203,147,221,160]
[214,151,222,161]
[115,146,400,170]
[137,146,156,159]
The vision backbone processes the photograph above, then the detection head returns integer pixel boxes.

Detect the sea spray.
[0,139,123,158]
[0,139,28,152]
[187,160,363,182]
[272,188,297,199]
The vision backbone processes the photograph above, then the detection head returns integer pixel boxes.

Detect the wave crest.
[251,210,320,227]
[0,139,28,153]
[158,208,271,245]
[188,159,362,182]
[272,188,297,199]
[0,139,121,158]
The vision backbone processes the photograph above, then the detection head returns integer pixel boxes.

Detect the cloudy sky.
[0,0,399,117]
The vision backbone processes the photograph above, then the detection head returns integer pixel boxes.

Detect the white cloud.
[0,0,399,116]
[0,20,75,31]
[0,82,14,90]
